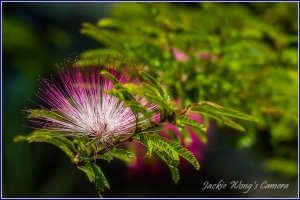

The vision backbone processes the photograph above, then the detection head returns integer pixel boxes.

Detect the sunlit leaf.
[101,70,120,85]
[105,88,127,101]
[141,83,162,99]
[176,115,207,143]
[105,83,152,118]
[191,102,258,122]
[191,108,246,132]
[139,71,169,101]
[136,133,181,184]
[153,134,200,170]
[178,126,193,146]
[123,83,170,109]
[27,109,65,122]
[136,133,179,166]
[124,101,152,118]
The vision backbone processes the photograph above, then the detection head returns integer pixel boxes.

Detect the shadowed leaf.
[14,130,76,161]
[109,148,136,162]
[89,163,110,192]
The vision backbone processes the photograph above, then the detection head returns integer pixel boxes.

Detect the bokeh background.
[2,2,298,198]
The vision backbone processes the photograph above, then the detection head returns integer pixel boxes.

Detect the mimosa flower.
[25,57,160,151]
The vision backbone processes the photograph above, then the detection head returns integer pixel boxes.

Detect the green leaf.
[136,134,181,184]
[89,163,110,192]
[176,115,207,143]
[105,88,127,101]
[137,134,179,166]
[105,83,152,118]
[153,149,180,184]
[106,84,136,102]
[191,102,259,122]
[109,148,136,162]
[14,130,76,161]
[168,165,180,184]
[77,163,95,183]
[191,108,246,132]
[153,134,200,170]
[13,135,28,142]
[101,70,120,85]
[141,83,162,99]
[96,154,114,162]
[124,101,152,118]
[176,116,207,132]
[146,139,154,157]
[134,124,200,183]
[152,147,180,183]
[80,22,124,49]
[187,126,208,144]
[73,136,91,157]
[28,109,66,122]
[97,18,161,37]
[177,126,193,146]
[78,48,126,68]
[123,83,170,109]
[189,101,258,132]
[165,129,181,144]
[219,115,246,132]
[139,71,169,101]
[98,18,124,29]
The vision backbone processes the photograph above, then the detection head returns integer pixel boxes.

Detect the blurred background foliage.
[2,2,298,198]
[80,2,298,178]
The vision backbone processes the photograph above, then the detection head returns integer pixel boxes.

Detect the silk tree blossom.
[25,59,160,151]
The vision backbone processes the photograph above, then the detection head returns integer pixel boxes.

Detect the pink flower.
[172,48,189,62]
[26,60,159,148]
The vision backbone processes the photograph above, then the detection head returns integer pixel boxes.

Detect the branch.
[97,116,170,155]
